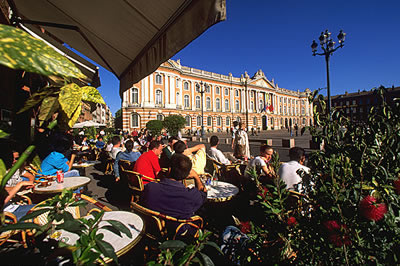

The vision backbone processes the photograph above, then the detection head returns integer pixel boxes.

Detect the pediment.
[249,78,274,89]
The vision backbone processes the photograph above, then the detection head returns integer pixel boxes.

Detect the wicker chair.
[131,201,203,240]
[206,155,242,182]
[119,167,158,203]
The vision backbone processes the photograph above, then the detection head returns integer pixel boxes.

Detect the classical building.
[121,59,313,133]
[78,102,114,127]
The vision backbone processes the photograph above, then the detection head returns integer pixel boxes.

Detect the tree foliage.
[146,120,163,136]
[163,115,186,136]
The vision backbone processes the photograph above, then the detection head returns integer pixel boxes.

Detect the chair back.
[119,159,135,172]
[131,201,203,240]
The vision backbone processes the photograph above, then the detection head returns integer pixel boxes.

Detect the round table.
[33,176,91,194]
[51,211,144,262]
[73,161,101,175]
[206,181,239,202]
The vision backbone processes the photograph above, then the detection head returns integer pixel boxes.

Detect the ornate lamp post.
[196,81,207,138]
[311,29,346,115]
[240,72,250,131]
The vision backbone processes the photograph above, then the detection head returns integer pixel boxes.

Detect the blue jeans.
[13,205,35,221]
[64,170,82,193]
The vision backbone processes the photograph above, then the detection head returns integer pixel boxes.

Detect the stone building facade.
[122,59,313,133]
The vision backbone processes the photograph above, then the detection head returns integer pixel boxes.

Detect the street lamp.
[196,81,207,138]
[240,72,250,131]
[311,29,346,116]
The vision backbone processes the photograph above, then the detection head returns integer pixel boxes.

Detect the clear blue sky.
[96,0,400,115]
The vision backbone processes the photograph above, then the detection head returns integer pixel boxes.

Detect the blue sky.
[96,0,400,115]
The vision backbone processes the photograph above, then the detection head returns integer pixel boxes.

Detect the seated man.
[133,140,163,183]
[245,144,275,179]
[39,135,79,177]
[174,141,206,175]
[95,136,105,149]
[208,135,230,165]
[110,135,122,160]
[278,147,310,192]
[114,140,141,182]
[142,153,207,219]
[159,136,178,168]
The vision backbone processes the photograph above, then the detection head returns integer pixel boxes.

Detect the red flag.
[269,105,274,112]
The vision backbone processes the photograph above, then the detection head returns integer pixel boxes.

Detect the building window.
[359,99,363,105]
[196,96,201,109]
[206,97,211,110]
[284,98,287,103]
[131,88,139,104]
[184,95,190,108]
[206,84,211,93]
[157,114,164,121]
[216,98,221,110]
[302,118,306,125]
[197,116,202,126]
[155,90,162,105]
[176,78,180,88]
[346,108,350,114]
[184,81,189,90]
[236,116,241,122]
[176,92,180,106]
[185,115,191,126]
[225,88,229,96]
[302,107,305,115]
[360,107,363,113]
[225,99,229,111]
[155,74,162,84]
[217,116,222,126]
[235,90,239,97]
[226,116,230,126]
[346,100,349,106]
[253,117,257,126]
[215,86,220,94]
[207,116,212,126]
[352,100,356,105]
[235,100,240,111]
[250,101,254,111]
[280,97,282,103]
[259,100,263,111]
[131,113,139,127]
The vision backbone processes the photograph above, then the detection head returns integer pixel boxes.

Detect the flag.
[269,105,274,112]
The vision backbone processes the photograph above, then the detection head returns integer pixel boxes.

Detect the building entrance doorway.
[262,115,267,130]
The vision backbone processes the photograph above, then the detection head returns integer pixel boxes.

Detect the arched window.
[302,118,306,125]
[157,114,164,121]
[184,95,190,108]
[207,116,212,126]
[155,74,162,84]
[253,117,257,126]
[184,81,189,90]
[197,116,202,126]
[206,97,211,110]
[236,116,241,122]
[235,100,240,111]
[185,115,191,126]
[131,113,140,127]
[176,92,180,106]
[215,86,220,94]
[205,84,211,93]
[155,90,162,105]
[131,88,139,104]
[225,88,229,96]
[195,96,201,109]
[226,116,230,126]
[217,116,222,126]
[235,89,239,97]
[225,99,229,111]
[216,98,220,110]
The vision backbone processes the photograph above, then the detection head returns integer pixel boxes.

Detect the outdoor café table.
[72,160,101,176]
[50,211,144,262]
[206,181,239,202]
[33,176,91,194]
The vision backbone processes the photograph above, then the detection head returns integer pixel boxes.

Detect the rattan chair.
[131,201,203,240]
[206,155,242,181]
[119,168,158,203]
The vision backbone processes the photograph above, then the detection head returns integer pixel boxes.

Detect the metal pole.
[201,85,204,138]
[245,80,249,131]
[325,53,331,116]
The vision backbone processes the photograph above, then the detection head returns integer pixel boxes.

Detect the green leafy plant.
[146,120,163,136]
[163,115,186,137]
[148,230,222,266]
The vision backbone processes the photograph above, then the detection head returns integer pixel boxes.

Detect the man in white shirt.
[245,145,274,178]
[278,147,310,192]
[208,135,230,165]
[110,135,122,159]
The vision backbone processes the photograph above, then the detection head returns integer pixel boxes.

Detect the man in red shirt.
[133,140,163,184]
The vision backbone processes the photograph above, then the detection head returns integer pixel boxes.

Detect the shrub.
[146,120,163,136]
[163,115,186,137]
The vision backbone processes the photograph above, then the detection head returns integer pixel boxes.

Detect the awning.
[73,120,106,129]
[9,0,226,96]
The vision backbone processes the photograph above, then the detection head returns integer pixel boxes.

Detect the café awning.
[9,0,226,96]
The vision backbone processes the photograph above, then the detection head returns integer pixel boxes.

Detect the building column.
[149,74,154,104]
[191,81,195,111]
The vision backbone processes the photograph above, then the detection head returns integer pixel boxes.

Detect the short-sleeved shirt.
[6,169,22,187]
[245,156,267,177]
[133,150,161,183]
[143,178,207,219]
[39,151,69,176]
[187,147,206,175]
[114,151,141,178]
[278,161,310,192]
[208,147,230,165]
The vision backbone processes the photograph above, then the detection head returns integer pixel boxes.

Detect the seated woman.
[39,134,79,177]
